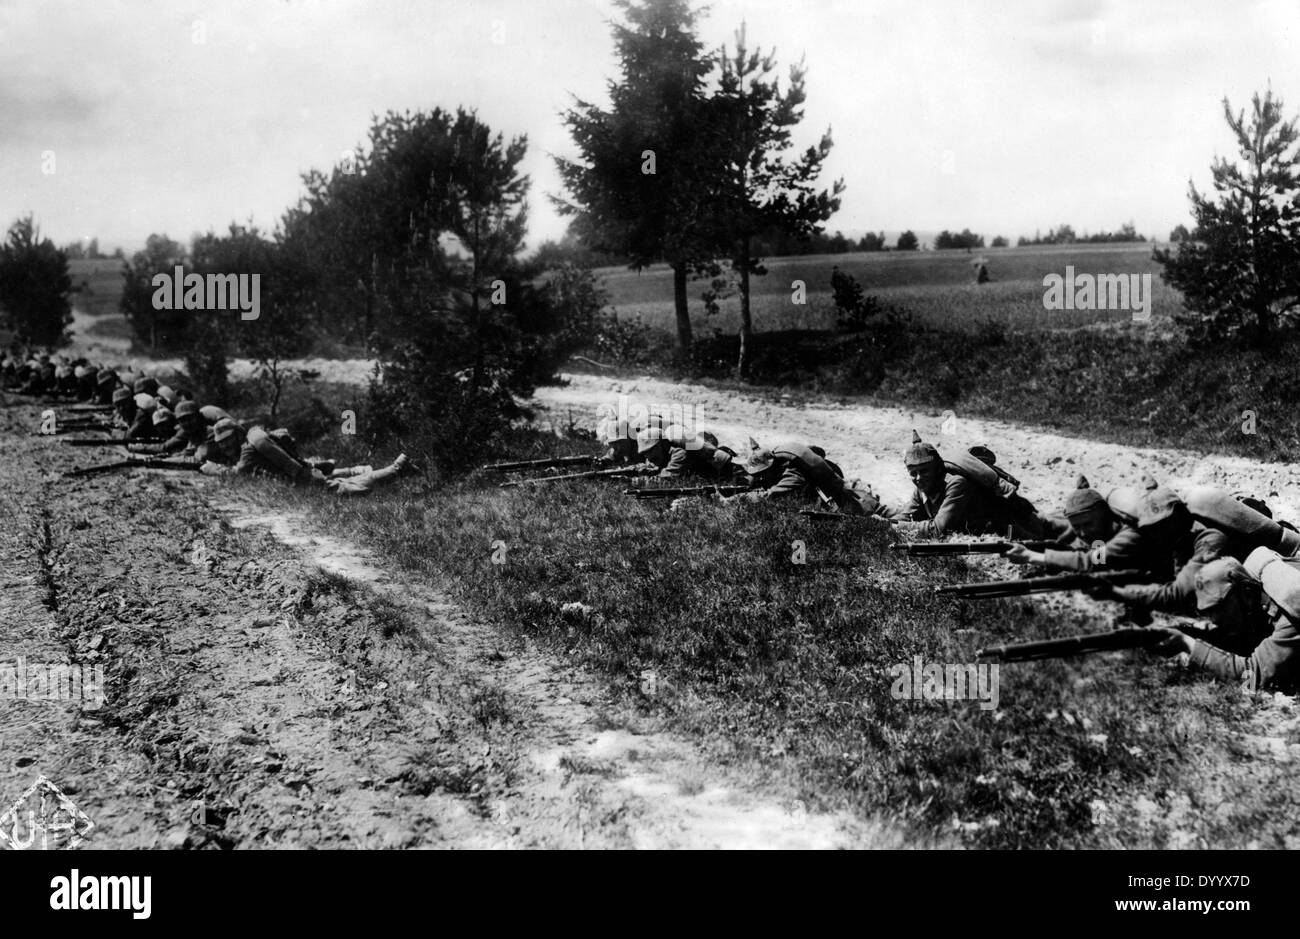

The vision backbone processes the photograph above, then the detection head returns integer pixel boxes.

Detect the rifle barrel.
[936,569,1149,599]
[62,458,198,478]
[626,485,749,500]
[978,627,1163,662]
[498,465,639,487]
[892,540,1054,556]
[61,438,130,446]
[486,455,594,472]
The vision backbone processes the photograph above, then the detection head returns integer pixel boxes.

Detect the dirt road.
[533,372,1300,523]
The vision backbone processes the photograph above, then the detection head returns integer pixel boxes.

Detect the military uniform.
[134,400,207,455]
[879,433,1065,539]
[211,425,409,496]
[733,440,870,514]
[638,425,738,480]
[1035,478,1166,574]
[110,388,137,429]
[1177,550,1300,692]
[1112,487,1299,615]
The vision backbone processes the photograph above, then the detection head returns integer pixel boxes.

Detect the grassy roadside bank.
[662,323,1300,465]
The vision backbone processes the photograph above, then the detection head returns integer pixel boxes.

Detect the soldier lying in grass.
[1146,550,1300,691]
[636,424,740,480]
[198,421,414,495]
[721,438,875,514]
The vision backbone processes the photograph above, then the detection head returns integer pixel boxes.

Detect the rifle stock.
[978,627,1165,662]
[63,458,199,479]
[892,539,1054,556]
[936,569,1149,599]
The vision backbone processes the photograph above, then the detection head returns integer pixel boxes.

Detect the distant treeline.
[1016,223,1146,246]
[534,220,1152,265]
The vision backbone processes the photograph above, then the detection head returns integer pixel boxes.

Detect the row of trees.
[1016,222,1146,246]
[61,238,124,261]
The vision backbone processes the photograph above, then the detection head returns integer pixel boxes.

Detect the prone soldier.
[877,431,1069,540]
[1149,550,1300,692]
[200,424,413,496]
[724,438,872,515]
[1008,475,1168,574]
[1097,486,1300,616]
[131,400,208,456]
[637,425,739,480]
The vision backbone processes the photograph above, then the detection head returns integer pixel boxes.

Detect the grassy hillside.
[68,257,126,317]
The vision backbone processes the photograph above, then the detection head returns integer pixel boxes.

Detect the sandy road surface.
[533,373,1300,525]
[0,393,882,849]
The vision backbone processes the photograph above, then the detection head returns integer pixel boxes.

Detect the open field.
[68,257,126,318]
[596,243,1181,335]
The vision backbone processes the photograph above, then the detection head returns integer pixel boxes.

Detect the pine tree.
[1154,89,1300,344]
[555,0,717,352]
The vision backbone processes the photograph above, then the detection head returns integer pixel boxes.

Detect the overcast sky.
[2,0,1296,254]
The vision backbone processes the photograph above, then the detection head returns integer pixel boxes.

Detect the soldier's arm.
[878,490,923,521]
[658,447,689,479]
[733,465,806,503]
[1188,621,1300,691]
[1109,562,1199,614]
[895,479,968,539]
[1042,527,1141,572]
[159,431,190,455]
[758,465,810,500]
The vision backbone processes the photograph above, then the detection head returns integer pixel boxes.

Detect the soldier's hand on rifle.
[199,461,226,477]
[1149,627,1194,657]
[1082,581,1117,600]
[1005,544,1041,565]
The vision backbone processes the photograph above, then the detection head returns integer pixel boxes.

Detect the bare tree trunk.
[671,262,692,352]
[737,237,752,379]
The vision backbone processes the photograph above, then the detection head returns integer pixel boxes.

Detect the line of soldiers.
[593,414,1300,693]
[22,354,417,497]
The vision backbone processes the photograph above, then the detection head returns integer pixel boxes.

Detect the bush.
[831,266,883,333]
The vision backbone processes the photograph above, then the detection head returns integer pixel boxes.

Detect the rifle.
[61,438,131,447]
[62,458,200,479]
[486,455,594,473]
[65,403,115,413]
[892,539,1055,557]
[936,569,1150,599]
[625,485,750,500]
[977,627,1167,662]
[498,465,648,488]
